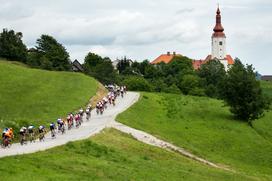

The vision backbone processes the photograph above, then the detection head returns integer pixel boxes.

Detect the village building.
[151,6,234,70]
[261,75,272,82]
[72,59,84,72]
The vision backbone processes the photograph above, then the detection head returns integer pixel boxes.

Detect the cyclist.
[38,125,46,141]
[75,114,81,128]
[67,114,73,130]
[50,122,56,138]
[2,128,13,148]
[57,118,62,132]
[79,108,84,117]
[19,126,27,145]
[28,125,35,143]
[120,86,124,98]
[59,120,65,134]
[86,107,91,121]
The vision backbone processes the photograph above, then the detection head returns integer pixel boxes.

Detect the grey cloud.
[0,0,271,74]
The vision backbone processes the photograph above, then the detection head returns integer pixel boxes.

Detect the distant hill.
[0,60,98,130]
[117,92,272,180]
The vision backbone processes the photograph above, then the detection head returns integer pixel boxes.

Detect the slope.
[0,60,98,130]
[117,92,272,180]
[0,129,252,181]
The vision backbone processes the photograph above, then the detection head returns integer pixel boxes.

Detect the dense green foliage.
[119,56,201,95]
[220,59,271,122]
[0,60,97,133]
[117,92,272,180]
[123,76,153,91]
[27,35,71,71]
[0,29,27,62]
[198,60,226,98]
[83,53,116,84]
[0,129,252,180]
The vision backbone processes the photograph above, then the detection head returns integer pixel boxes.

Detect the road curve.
[0,92,140,158]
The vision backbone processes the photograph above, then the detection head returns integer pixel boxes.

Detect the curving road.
[0,92,140,158]
[0,91,229,171]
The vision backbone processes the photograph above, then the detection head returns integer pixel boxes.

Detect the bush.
[123,76,153,92]
[179,74,203,96]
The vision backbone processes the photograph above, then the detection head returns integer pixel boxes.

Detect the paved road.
[0,92,140,158]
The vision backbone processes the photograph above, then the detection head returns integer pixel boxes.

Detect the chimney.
[173,52,176,56]
[167,51,170,56]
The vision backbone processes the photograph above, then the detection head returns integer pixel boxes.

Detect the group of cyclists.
[96,85,127,115]
[1,84,127,149]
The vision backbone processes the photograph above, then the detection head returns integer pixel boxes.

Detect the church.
[151,6,234,70]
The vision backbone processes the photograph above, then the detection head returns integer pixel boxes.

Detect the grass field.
[0,60,98,132]
[261,81,272,98]
[117,92,272,180]
[0,129,253,181]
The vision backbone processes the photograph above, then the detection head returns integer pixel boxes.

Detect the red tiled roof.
[151,53,182,64]
[226,55,234,65]
[192,60,206,69]
[193,55,234,70]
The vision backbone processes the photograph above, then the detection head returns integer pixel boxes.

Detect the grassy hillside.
[0,129,252,180]
[117,92,272,180]
[253,81,272,141]
[0,60,98,130]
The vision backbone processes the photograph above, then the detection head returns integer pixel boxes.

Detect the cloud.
[0,0,271,74]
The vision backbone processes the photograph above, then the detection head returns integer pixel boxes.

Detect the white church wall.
[211,37,226,60]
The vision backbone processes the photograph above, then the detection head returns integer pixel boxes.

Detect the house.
[261,75,272,82]
[72,59,84,72]
[151,52,182,64]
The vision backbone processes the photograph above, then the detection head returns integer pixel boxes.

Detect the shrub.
[123,76,153,92]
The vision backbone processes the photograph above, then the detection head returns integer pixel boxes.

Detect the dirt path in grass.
[110,121,232,171]
[0,91,231,172]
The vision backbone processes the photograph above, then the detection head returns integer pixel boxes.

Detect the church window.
[219,41,223,45]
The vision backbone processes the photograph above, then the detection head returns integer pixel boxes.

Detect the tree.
[198,60,226,98]
[123,76,153,92]
[220,59,271,124]
[83,53,116,84]
[117,57,131,74]
[0,29,27,62]
[179,74,205,96]
[27,35,71,71]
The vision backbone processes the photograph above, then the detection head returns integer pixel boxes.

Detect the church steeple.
[211,5,227,61]
[213,6,226,37]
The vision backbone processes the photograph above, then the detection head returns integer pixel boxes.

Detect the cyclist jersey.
[50,123,55,130]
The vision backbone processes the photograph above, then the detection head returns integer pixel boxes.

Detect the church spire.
[213,5,225,37]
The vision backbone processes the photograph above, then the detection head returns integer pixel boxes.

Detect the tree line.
[0,28,270,124]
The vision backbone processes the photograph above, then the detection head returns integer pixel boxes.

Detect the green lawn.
[0,129,252,181]
[261,81,272,98]
[0,60,98,131]
[117,92,272,180]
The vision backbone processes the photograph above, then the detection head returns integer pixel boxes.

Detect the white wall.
[211,37,226,60]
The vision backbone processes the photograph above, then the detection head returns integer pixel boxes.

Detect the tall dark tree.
[198,60,226,98]
[117,57,131,74]
[83,53,116,84]
[27,35,71,71]
[0,29,27,62]
[220,59,271,124]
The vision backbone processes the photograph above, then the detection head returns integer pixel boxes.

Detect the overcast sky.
[0,0,271,74]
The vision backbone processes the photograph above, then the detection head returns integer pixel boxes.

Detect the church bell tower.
[211,6,227,65]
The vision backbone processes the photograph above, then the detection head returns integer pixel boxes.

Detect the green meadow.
[117,92,272,180]
[0,60,98,130]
